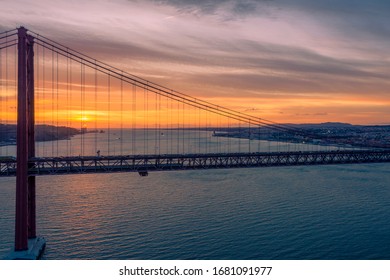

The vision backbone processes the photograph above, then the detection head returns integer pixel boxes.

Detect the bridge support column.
[15,26,29,251]
[10,26,45,259]
[27,31,36,240]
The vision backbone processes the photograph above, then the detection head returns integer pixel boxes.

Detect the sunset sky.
[1,0,390,125]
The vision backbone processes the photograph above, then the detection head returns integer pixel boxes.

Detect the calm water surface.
[1,163,390,259]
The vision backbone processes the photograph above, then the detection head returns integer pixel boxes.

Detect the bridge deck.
[1,150,390,177]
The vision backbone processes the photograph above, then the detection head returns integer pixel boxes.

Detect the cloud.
[295,112,328,116]
[1,0,390,124]
[152,0,390,51]
[276,0,390,45]
[153,0,274,19]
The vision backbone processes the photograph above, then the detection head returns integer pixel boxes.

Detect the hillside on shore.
[0,124,80,145]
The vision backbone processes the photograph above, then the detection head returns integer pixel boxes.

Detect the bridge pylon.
[6,26,45,260]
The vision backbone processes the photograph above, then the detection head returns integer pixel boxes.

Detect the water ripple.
[1,164,390,259]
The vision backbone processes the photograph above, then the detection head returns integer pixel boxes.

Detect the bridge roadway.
[1,150,390,177]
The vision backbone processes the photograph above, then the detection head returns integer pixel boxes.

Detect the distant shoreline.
[211,122,390,149]
[0,124,81,146]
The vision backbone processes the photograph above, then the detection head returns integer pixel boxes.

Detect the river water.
[1,131,389,259]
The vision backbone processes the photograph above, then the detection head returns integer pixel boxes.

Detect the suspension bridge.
[1,27,390,259]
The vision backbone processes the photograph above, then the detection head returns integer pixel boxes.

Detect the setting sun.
[78,116,90,122]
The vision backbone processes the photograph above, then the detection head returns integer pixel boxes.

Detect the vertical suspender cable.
[56,52,59,156]
[94,62,98,156]
[135,83,138,154]
[3,32,7,156]
[51,49,54,156]
[80,63,84,156]
[155,89,158,154]
[238,120,241,153]
[182,99,185,154]
[169,92,173,154]
[168,92,171,154]
[132,83,136,155]
[227,117,231,153]
[107,74,111,156]
[176,94,180,154]
[158,91,161,155]
[143,84,146,155]
[130,82,133,155]
[198,105,200,153]
[42,45,46,156]
[34,44,40,156]
[146,84,149,155]
[206,106,209,154]
[167,91,170,154]
[14,42,17,155]
[11,39,18,154]
[69,53,72,155]
[258,124,261,153]
[248,121,251,153]
[66,50,70,156]
[120,75,123,155]
[216,106,220,153]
